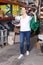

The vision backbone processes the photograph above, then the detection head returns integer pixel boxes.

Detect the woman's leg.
[20,32,25,54]
[18,32,25,59]
[26,31,31,51]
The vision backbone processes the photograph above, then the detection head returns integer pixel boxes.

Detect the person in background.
[15,6,36,59]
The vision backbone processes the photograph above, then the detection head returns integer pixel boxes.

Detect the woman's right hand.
[14,23,20,27]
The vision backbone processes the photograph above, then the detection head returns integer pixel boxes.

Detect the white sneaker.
[26,51,30,55]
[18,54,23,59]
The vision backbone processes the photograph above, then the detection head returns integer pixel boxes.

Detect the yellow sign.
[12,5,20,16]
[0,5,20,16]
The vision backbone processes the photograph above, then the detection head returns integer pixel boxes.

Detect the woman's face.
[21,7,26,14]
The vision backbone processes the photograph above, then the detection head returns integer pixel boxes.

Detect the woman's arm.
[14,16,21,27]
[31,12,37,22]
[33,13,37,22]
[15,16,21,21]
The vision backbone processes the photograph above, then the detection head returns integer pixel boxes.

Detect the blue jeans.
[20,31,31,54]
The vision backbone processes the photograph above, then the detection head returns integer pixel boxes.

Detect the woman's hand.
[14,23,20,27]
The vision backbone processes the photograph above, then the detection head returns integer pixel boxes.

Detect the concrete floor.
[0,35,43,65]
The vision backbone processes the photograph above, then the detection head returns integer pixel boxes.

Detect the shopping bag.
[30,16,40,31]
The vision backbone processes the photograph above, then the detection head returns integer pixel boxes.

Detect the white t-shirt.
[15,15,32,31]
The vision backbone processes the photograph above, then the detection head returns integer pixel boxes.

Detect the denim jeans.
[20,31,31,54]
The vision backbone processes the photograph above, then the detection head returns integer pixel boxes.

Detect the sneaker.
[18,54,23,59]
[26,51,30,55]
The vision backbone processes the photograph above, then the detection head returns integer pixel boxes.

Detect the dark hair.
[21,6,27,10]
[20,6,29,13]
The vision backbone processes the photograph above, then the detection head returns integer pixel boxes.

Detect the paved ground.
[0,35,43,65]
[0,15,43,65]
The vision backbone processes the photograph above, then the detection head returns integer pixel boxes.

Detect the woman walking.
[15,6,36,59]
